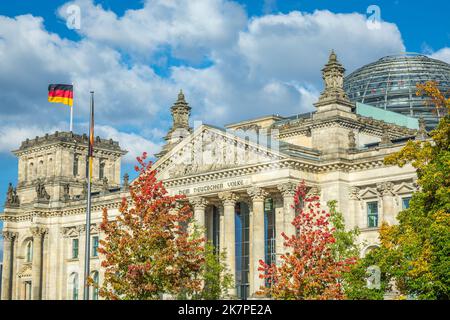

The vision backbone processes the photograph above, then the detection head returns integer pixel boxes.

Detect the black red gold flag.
[48,84,73,106]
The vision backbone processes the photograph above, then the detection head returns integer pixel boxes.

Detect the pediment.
[394,182,416,195]
[154,125,286,180]
[359,187,379,199]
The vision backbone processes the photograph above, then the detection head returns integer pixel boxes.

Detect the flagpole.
[70,82,74,132]
[84,91,94,300]
[70,105,73,132]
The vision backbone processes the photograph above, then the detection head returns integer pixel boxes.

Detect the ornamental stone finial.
[316,50,350,104]
[416,116,428,140]
[171,89,191,130]
[380,125,392,146]
[123,173,129,190]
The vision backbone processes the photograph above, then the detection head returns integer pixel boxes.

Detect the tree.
[98,152,205,300]
[258,182,357,300]
[372,81,450,299]
[193,243,233,300]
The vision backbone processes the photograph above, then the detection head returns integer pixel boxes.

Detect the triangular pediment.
[394,182,416,195]
[359,187,379,199]
[154,125,287,180]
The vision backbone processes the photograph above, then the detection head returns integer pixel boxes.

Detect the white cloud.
[430,47,450,64]
[58,0,247,62]
[0,2,416,158]
[0,125,61,153]
[95,125,162,163]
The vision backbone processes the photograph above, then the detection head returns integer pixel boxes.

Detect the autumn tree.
[259,182,357,300]
[368,81,450,299]
[98,152,205,300]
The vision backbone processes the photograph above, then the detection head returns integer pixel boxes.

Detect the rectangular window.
[25,281,32,300]
[92,236,99,257]
[402,197,411,210]
[72,238,79,259]
[367,201,379,228]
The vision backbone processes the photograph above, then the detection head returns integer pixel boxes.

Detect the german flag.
[48,84,73,106]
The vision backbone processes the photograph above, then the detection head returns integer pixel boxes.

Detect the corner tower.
[8,132,126,207]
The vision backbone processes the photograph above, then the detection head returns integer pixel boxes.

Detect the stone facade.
[1,52,421,300]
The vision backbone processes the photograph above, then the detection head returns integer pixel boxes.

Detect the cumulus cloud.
[95,125,163,163]
[58,0,247,62]
[430,47,450,64]
[0,1,414,159]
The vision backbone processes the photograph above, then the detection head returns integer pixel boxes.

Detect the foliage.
[373,81,450,299]
[327,200,360,261]
[258,181,357,300]
[193,242,234,300]
[98,152,205,300]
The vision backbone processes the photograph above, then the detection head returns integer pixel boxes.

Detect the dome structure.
[344,54,450,129]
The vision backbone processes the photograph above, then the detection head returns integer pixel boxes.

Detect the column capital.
[190,197,209,210]
[2,231,18,242]
[30,226,48,238]
[218,192,238,206]
[247,186,268,202]
[277,182,297,197]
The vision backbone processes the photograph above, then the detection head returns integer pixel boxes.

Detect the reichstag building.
[1,52,449,300]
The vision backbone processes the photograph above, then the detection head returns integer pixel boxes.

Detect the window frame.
[72,238,79,259]
[366,201,379,228]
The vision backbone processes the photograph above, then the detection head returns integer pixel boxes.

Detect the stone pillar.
[278,183,297,245]
[218,192,238,297]
[377,182,396,225]
[190,197,208,237]
[1,231,17,300]
[247,187,267,297]
[30,226,47,300]
[348,187,361,229]
[274,196,284,260]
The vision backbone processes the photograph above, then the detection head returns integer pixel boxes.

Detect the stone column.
[278,182,297,246]
[247,186,267,297]
[1,231,17,300]
[190,197,208,237]
[348,187,361,229]
[30,226,47,300]
[274,196,284,260]
[218,192,238,297]
[377,182,396,225]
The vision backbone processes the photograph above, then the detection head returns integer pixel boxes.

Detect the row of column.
[189,182,297,298]
[1,227,47,300]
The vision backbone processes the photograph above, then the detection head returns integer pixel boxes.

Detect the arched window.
[91,271,99,300]
[26,241,33,263]
[39,160,44,176]
[99,161,106,180]
[70,273,79,300]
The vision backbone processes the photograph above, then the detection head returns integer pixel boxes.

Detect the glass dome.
[344,54,450,129]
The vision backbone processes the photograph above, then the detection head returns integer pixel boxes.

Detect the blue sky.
[0,0,449,247]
